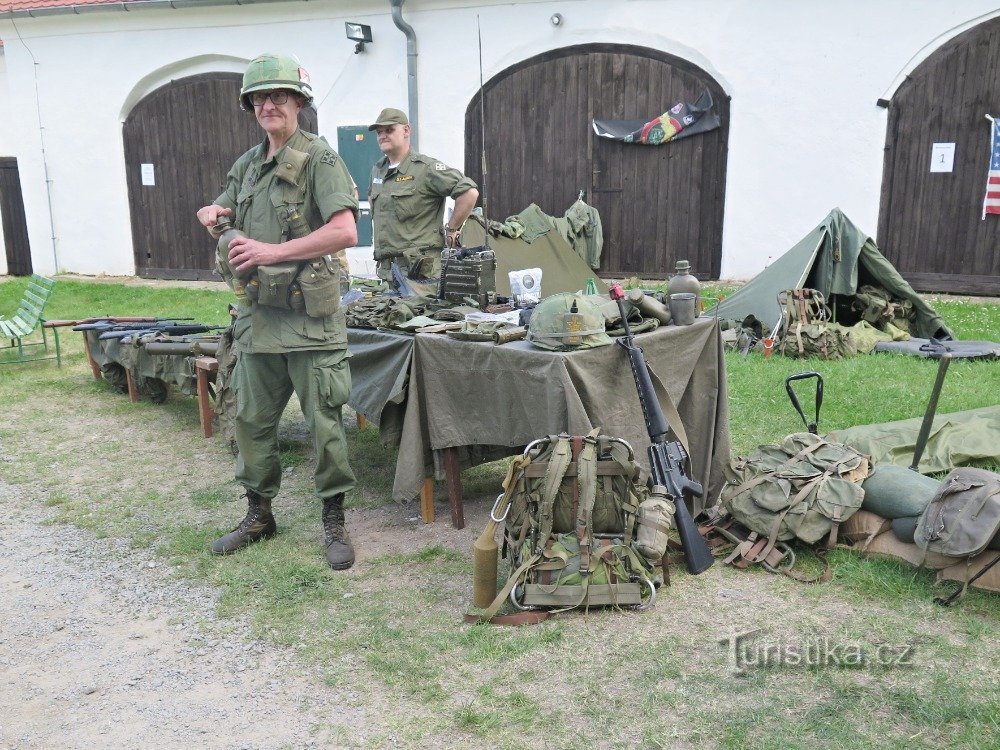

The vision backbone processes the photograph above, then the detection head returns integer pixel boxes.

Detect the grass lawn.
[1,275,999,749]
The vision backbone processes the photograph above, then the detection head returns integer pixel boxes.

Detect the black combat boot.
[322,494,355,570]
[210,490,277,555]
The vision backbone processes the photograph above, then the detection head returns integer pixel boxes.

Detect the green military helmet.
[240,53,313,111]
[527,292,613,351]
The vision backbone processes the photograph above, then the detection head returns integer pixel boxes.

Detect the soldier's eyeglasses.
[250,90,291,107]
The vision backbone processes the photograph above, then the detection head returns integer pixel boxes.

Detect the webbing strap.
[538,436,572,545]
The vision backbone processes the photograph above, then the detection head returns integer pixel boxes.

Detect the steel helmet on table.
[240,53,313,111]
[527,292,612,351]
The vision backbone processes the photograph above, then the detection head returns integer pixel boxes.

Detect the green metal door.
[337,126,383,246]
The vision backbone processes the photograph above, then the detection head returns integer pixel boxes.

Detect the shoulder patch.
[434,163,447,171]
[319,151,339,166]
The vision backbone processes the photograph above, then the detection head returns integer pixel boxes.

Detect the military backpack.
[711,433,871,578]
[473,428,672,621]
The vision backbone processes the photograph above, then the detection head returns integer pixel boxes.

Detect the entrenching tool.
[910,353,952,472]
[785,371,823,434]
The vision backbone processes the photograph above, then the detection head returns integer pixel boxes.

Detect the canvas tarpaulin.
[830,405,1000,474]
[706,208,952,340]
[460,215,608,298]
[391,317,730,511]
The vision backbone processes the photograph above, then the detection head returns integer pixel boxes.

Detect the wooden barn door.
[123,74,318,279]
[465,44,729,279]
[877,18,1000,295]
[0,157,32,276]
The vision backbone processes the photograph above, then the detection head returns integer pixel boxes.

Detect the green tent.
[707,208,952,339]
[460,215,608,298]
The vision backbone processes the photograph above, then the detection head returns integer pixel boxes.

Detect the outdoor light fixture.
[346,22,373,54]
[550,13,563,26]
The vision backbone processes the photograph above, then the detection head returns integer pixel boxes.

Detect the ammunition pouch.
[297,256,342,318]
[245,257,341,318]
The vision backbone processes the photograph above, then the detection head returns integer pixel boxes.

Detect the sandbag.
[860,464,940,519]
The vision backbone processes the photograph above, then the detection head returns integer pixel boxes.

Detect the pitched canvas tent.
[707,208,952,339]
[459,215,608,298]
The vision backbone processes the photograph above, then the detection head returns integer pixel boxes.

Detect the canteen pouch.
[634,487,676,561]
[297,255,341,318]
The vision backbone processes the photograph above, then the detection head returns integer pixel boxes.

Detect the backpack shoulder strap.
[538,435,572,545]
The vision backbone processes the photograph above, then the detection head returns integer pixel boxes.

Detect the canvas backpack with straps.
[710,433,871,580]
[776,288,857,359]
[472,428,672,622]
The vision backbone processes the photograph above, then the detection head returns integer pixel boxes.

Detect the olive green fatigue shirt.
[215,130,358,354]
[368,150,477,262]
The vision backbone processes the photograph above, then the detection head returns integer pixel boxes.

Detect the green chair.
[0,274,60,366]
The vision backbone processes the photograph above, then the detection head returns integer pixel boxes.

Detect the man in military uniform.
[195,53,359,570]
[368,108,480,280]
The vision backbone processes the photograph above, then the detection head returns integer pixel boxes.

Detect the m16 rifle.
[609,283,714,575]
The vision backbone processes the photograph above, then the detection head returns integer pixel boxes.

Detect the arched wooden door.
[123,73,317,279]
[877,18,1000,295]
[465,44,729,279]
[0,157,32,276]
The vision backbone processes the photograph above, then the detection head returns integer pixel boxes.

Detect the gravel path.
[0,482,369,750]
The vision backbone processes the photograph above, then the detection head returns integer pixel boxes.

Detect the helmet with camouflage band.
[240,53,313,111]
[527,292,613,351]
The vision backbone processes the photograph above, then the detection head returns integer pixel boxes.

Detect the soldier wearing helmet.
[196,53,359,571]
[368,107,480,280]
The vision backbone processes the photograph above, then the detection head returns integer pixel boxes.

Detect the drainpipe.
[390,0,418,151]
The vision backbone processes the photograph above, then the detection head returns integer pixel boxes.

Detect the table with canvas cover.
[84,332,201,395]
[388,317,731,527]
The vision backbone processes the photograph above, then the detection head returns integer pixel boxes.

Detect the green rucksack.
[475,429,670,620]
[776,288,857,359]
[717,433,871,568]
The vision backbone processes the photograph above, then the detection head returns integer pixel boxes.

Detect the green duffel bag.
[861,464,941,519]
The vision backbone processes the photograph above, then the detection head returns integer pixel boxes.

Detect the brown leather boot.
[210,490,277,555]
[322,494,355,570]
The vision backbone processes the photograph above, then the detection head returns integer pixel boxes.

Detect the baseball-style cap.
[368,107,409,130]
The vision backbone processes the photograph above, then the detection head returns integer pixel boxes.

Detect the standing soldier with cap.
[195,53,359,570]
[368,107,480,280]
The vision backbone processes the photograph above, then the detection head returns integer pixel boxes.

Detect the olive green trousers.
[233,348,356,501]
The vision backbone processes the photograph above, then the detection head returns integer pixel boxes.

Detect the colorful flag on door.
[983,117,1000,218]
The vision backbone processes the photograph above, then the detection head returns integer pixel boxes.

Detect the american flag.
[984,117,1000,218]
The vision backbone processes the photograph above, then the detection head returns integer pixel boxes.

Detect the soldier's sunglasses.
[250,90,292,107]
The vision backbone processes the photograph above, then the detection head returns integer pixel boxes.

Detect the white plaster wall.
[1,0,998,279]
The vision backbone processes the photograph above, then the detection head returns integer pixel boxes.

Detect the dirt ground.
[0,470,473,750]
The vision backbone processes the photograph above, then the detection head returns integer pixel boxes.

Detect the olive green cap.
[368,108,409,130]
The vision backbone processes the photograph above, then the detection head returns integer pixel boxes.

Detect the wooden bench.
[2,275,60,366]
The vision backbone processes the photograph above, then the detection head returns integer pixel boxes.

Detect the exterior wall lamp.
[346,22,373,54]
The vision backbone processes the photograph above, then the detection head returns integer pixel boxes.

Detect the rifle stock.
[610,283,714,575]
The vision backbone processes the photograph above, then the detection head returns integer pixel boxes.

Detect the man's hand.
[444,227,462,250]
[228,236,279,274]
[196,204,232,229]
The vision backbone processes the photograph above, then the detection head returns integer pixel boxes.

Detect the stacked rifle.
[72,318,222,344]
